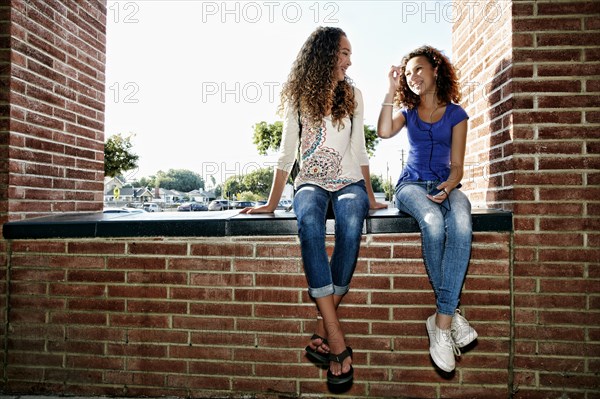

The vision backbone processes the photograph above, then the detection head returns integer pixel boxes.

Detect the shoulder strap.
[297,111,302,162]
[298,110,302,139]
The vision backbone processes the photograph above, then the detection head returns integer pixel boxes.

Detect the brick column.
[0,1,9,378]
[2,0,106,225]
[0,0,107,385]
[452,0,514,208]
[454,0,600,396]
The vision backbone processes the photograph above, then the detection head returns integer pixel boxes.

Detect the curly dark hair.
[394,45,462,110]
[279,26,355,129]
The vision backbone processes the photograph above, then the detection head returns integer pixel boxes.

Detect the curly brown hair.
[279,26,355,129]
[394,45,461,110]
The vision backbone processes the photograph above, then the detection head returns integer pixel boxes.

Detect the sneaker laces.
[452,342,461,357]
[441,329,461,357]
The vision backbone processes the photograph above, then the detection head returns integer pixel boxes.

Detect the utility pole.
[401,149,405,168]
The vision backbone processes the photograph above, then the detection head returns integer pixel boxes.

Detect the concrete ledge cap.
[2,208,512,239]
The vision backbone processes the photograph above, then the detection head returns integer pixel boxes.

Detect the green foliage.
[222,175,245,200]
[370,174,384,193]
[252,121,283,155]
[134,176,154,188]
[154,169,205,193]
[363,125,380,158]
[238,191,260,201]
[242,167,273,198]
[104,133,139,178]
[222,167,274,199]
[214,184,222,198]
[371,174,395,201]
[383,178,395,202]
[252,121,379,157]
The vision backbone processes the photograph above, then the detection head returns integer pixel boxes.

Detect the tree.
[242,167,274,198]
[370,174,385,193]
[222,167,274,200]
[371,174,396,201]
[363,125,380,158]
[104,133,139,178]
[133,176,155,188]
[252,121,283,156]
[252,121,380,157]
[238,191,260,201]
[214,184,222,198]
[222,175,245,199]
[383,179,395,202]
[155,169,205,193]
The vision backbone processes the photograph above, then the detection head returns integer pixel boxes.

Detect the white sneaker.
[426,314,460,372]
[451,309,478,348]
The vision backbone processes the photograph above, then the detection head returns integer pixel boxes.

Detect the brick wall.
[0,1,9,376]
[452,0,514,208]
[0,0,598,398]
[454,0,600,397]
[0,0,106,393]
[3,0,106,224]
[4,233,511,398]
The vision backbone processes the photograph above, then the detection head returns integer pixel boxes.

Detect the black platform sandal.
[305,334,329,364]
[327,347,353,385]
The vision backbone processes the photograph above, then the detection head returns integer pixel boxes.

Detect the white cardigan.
[276,87,370,191]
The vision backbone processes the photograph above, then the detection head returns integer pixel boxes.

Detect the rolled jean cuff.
[334,284,349,296]
[309,284,350,298]
[309,284,334,298]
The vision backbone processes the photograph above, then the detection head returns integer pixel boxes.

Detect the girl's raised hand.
[388,65,402,91]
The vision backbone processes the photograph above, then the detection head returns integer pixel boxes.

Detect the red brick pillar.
[454,0,599,396]
[0,0,107,381]
[0,0,10,377]
[452,0,514,206]
[1,0,106,225]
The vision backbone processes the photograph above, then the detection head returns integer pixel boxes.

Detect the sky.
[104,0,457,188]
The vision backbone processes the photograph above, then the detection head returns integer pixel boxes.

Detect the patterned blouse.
[276,87,370,191]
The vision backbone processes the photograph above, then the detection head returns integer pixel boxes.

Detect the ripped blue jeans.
[396,181,473,316]
[293,181,370,298]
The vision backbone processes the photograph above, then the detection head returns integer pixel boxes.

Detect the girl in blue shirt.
[377,46,478,373]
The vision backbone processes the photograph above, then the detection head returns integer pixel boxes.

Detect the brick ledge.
[2,208,512,239]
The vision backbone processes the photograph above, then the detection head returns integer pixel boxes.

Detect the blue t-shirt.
[397,103,469,184]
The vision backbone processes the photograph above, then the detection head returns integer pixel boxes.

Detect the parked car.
[208,200,231,211]
[277,199,293,210]
[103,207,146,214]
[177,202,208,212]
[230,201,255,209]
[142,202,162,212]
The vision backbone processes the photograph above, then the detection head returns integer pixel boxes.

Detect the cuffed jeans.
[293,181,370,298]
[396,181,472,316]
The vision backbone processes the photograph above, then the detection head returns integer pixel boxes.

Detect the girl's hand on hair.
[387,65,402,92]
